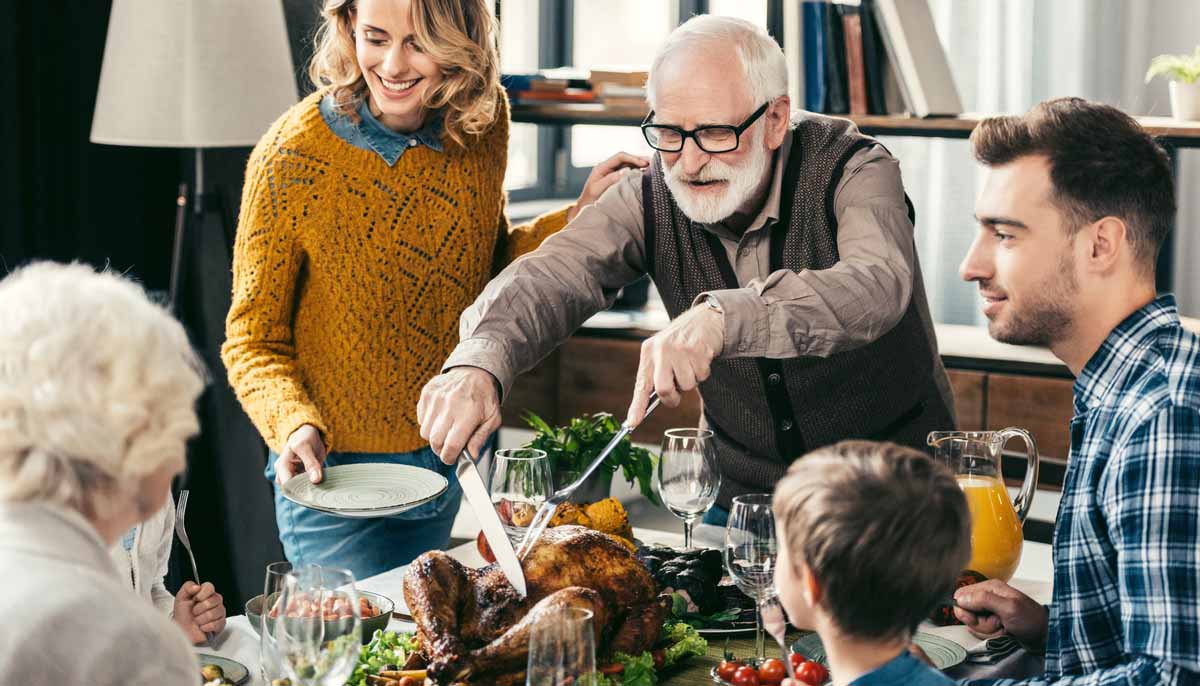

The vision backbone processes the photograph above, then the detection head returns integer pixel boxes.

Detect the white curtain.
[878,0,1200,324]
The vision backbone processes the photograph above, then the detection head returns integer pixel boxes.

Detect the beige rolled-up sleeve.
[702,145,916,359]
[442,170,648,399]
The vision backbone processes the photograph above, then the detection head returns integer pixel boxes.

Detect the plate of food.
[281,463,447,518]
[638,544,757,635]
[197,654,249,685]
[791,630,968,671]
[245,589,393,644]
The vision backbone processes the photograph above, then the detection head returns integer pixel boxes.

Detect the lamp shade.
[91,0,299,148]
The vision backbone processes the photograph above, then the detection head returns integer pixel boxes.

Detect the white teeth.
[380,76,419,92]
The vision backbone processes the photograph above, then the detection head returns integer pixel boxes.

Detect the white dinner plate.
[281,463,448,518]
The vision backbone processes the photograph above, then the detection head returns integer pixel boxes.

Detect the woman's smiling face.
[354,0,444,133]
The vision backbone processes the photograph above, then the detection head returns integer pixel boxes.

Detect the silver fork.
[174,489,218,646]
[515,392,661,559]
[761,597,797,680]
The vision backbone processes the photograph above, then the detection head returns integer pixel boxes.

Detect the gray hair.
[646,15,788,110]
[0,262,205,519]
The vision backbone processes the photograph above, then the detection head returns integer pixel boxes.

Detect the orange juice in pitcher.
[958,475,1024,581]
[929,428,1040,583]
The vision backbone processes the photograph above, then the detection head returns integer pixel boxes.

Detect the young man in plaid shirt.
[952,98,1199,685]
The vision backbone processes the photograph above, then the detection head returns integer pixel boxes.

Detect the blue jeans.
[266,447,462,580]
[703,504,729,528]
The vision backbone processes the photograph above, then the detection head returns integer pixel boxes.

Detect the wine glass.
[490,448,553,547]
[270,565,362,686]
[724,494,778,663]
[656,428,721,549]
[260,561,293,682]
[525,606,597,686]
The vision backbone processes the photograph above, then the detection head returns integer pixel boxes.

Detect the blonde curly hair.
[0,262,205,520]
[308,0,501,147]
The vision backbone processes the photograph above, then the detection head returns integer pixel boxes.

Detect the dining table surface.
[202,524,1053,685]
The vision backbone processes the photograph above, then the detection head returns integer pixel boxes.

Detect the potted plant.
[1146,46,1200,121]
[522,411,661,506]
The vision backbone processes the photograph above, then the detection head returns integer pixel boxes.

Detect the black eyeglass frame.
[640,101,772,153]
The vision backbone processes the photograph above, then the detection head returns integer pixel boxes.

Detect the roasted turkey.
[403,525,669,685]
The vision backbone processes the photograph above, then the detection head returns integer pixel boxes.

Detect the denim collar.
[319,92,444,166]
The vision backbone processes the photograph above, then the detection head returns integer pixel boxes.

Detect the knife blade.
[456,450,528,598]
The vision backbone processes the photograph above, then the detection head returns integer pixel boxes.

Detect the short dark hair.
[773,441,971,641]
[971,97,1176,273]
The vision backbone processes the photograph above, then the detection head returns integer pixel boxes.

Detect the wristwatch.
[703,295,724,314]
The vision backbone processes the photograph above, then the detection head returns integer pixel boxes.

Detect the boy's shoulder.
[848,651,956,686]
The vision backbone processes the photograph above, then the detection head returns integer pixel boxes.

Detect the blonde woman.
[0,262,205,685]
[223,0,645,578]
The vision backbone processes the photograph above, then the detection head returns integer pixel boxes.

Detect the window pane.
[497,0,538,72]
[497,0,539,190]
[707,0,768,27]
[571,1,670,168]
[570,125,653,169]
[573,0,673,68]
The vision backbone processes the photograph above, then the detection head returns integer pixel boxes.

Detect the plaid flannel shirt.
[969,295,1200,685]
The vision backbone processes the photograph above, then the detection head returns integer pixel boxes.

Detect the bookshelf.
[511,102,1199,291]
[511,103,1200,147]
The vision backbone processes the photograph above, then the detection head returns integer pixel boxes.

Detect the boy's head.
[960,97,1175,349]
[772,440,971,642]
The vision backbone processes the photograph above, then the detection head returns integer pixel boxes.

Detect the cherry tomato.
[716,660,742,681]
[757,658,786,684]
[652,648,666,670]
[796,659,829,685]
[732,665,760,686]
[789,653,806,672]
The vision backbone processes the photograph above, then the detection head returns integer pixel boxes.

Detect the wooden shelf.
[511,103,1200,147]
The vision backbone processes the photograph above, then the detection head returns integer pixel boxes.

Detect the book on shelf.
[840,5,868,115]
[512,88,598,104]
[858,0,891,115]
[801,0,829,113]
[824,2,850,114]
[872,0,963,117]
[587,67,648,88]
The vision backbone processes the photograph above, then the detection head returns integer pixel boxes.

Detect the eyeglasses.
[640,101,771,154]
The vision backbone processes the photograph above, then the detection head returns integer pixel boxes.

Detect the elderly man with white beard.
[418,15,954,516]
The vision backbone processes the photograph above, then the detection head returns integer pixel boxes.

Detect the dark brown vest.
[642,115,952,488]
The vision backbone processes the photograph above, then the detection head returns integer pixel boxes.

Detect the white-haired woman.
[0,262,205,685]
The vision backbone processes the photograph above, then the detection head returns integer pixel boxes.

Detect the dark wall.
[3,0,324,613]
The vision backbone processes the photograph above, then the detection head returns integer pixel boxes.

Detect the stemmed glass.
[525,606,597,686]
[270,565,362,686]
[656,428,721,549]
[490,448,553,547]
[260,561,293,682]
[724,494,778,662]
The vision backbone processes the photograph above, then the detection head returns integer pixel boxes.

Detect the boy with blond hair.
[772,440,971,686]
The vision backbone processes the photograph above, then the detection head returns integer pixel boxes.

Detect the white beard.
[663,130,772,224]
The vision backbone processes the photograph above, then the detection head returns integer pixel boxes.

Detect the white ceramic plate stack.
[281,464,449,518]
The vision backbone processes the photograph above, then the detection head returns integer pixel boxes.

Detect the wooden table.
[204,525,1052,685]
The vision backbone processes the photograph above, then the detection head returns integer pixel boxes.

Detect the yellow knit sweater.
[222,89,568,453]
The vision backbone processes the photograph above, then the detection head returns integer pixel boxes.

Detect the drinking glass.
[656,428,721,549]
[724,494,778,662]
[260,561,293,682]
[490,448,553,547]
[525,606,597,686]
[270,565,362,686]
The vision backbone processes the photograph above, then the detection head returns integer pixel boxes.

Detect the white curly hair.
[646,14,788,111]
[0,262,205,519]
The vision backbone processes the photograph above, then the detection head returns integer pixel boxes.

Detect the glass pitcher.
[927,428,1040,582]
